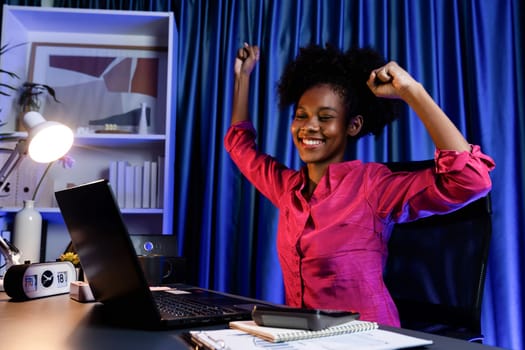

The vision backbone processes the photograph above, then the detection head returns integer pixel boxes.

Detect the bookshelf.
[0,5,177,261]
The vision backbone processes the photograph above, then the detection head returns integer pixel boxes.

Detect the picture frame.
[27,42,168,134]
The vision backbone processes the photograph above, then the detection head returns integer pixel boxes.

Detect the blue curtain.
[4,1,523,348]
[172,2,524,348]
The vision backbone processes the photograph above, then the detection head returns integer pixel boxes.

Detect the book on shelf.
[124,164,134,209]
[149,161,158,209]
[142,160,151,209]
[188,321,433,350]
[133,165,143,209]
[116,160,128,207]
[157,155,164,208]
[109,161,118,195]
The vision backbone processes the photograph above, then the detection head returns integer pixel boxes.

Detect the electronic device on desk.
[130,234,179,256]
[252,305,361,331]
[3,261,76,300]
[130,235,187,284]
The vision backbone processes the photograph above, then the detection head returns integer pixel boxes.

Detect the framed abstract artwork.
[28,42,168,134]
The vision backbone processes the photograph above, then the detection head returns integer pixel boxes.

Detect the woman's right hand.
[230,43,260,125]
[235,43,260,77]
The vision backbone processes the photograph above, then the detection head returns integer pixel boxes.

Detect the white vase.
[13,200,42,264]
[138,102,148,134]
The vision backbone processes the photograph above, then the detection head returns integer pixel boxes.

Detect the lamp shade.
[23,111,74,163]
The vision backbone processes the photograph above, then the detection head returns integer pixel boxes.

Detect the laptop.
[55,179,271,329]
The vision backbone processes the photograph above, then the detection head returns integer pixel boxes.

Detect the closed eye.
[318,115,334,122]
[294,114,307,120]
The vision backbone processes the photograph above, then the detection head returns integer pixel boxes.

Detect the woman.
[224,43,494,326]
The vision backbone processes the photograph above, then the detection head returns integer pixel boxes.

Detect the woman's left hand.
[366,61,421,100]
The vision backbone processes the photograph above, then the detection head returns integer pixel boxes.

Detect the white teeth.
[303,139,322,145]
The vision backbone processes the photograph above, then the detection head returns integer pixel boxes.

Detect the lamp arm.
[0,140,27,194]
[0,236,21,268]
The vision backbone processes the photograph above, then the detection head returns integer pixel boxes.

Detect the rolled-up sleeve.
[433,145,495,199]
[369,145,495,224]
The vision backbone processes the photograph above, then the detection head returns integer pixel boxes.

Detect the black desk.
[0,292,505,350]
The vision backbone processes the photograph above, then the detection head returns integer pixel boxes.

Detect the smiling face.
[291,84,360,171]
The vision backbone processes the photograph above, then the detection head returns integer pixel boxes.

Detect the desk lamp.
[0,110,73,285]
[0,110,74,193]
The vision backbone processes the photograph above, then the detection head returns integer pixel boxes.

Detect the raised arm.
[367,62,470,152]
[231,43,260,125]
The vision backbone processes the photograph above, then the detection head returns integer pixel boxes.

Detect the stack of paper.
[187,320,433,350]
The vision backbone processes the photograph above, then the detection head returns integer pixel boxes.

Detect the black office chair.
[382,160,492,343]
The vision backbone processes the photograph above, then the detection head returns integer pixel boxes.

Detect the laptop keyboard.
[153,291,238,318]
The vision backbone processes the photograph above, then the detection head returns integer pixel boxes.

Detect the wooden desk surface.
[0,291,505,350]
[0,292,192,350]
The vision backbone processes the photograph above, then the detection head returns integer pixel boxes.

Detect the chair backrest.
[382,160,492,341]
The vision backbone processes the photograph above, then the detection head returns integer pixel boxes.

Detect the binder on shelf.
[116,160,129,207]
[134,165,143,209]
[157,156,164,208]
[124,164,134,209]
[109,161,118,191]
[149,161,158,209]
[142,160,151,208]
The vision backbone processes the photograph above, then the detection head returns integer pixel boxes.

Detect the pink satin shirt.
[224,121,495,326]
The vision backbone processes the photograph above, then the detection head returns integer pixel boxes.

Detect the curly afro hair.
[277,44,401,138]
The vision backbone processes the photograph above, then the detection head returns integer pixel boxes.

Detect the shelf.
[5,6,170,37]
[0,132,166,146]
[0,207,164,215]
[74,134,166,146]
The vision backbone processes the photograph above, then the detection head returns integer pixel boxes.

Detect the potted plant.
[16,82,60,132]
[0,44,19,96]
[18,82,59,112]
[0,44,20,127]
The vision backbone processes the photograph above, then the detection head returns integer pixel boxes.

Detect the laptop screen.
[55,179,159,317]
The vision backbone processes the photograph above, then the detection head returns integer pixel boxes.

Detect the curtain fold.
[3,1,523,348]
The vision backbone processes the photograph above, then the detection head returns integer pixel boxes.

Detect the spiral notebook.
[229,319,378,342]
